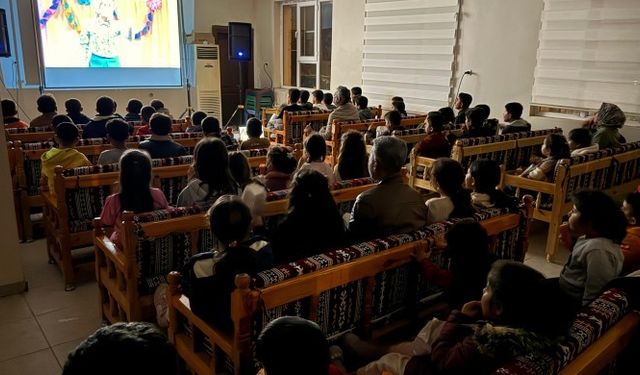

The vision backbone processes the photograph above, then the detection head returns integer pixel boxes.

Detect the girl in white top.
[425,158,475,224]
[297,133,336,185]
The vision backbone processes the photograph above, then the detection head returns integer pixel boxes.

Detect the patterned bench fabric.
[495,288,629,374]
[25,159,43,196]
[6,127,51,134]
[65,186,111,233]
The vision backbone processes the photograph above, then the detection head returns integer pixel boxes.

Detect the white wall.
[330,0,365,88]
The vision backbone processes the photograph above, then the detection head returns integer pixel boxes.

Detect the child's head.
[465,107,484,130]
[290,169,334,213]
[149,113,172,136]
[37,94,57,114]
[193,137,236,193]
[62,322,176,375]
[466,159,501,193]
[140,106,156,123]
[569,190,627,243]
[338,130,368,180]
[299,90,310,104]
[126,99,143,115]
[438,107,455,125]
[287,88,301,104]
[256,316,329,375]
[1,99,17,117]
[426,111,444,133]
[323,92,334,107]
[150,99,165,111]
[96,96,116,116]
[191,111,207,127]
[351,86,362,98]
[267,147,297,174]
[455,92,472,110]
[391,96,403,103]
[202,116,221,135]
[246,118,263,139]
[384,110,402,130]
[304,133,327,162]
[312,90,324,104]
[568,128,592,151]
[208,195,252,247]
[229,152,251,188]
[503,102,523,122]
[64,98,83,115]
[118,149,153,210]
[431,158,473,218]
[475,104,491,122]
[541,133,570,159]
[356,95,369,110]
[446,219,490,259]
[52,115,74,129]
[623,192,640,225]
[106,119,130,145]
[392,100,406,115]
[55,122,80,147]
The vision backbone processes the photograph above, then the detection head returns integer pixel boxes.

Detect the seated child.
[64,98,91,125]
[413,111,452,158]
[351,86,363,105]
[466,159,518,211]
[124,99,143,122]
[138,113,187,159]
[568,127,599,156]
[202,116,238,150]
[324,92,337,111]
[230,152,267,227]
[312,89,327,110]
[438,107,455,130]
[500,102,531,134]
[31,94,58,129]
[186,111,207,133]
[150,99,173,119]
[40,122,91,194]
[426,158,474,224]
[299,89,314,110]
[62,322,176,375]
[365,110,404,144]
[348,261,570,375]
[392,100,407,117]
[297,133,336,185]
[134,106,157,136]
[100,150,169,245]
[177,138,239,207]
[357,96,373,121]
[559,190,625,306]
[453,92,472,126]
[240,118,271,150]
[83,96,120,139]
[263,146,297,192]
[461,107,494,138]
[52,115,74,129]
[520,133,570,181]
[1,99,29,129]
[621,192,640,275]
[413,219,496,309]
[334,130,369,181]
[97,119,129,165]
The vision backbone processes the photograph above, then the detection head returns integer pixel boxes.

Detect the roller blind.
[532,0,640,114]
[361,0,459,113]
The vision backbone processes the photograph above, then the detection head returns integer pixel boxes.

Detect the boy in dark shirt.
[138,113,187,159]
[65,98,91,125]
[83,96,119,139]
[125,99,143,122]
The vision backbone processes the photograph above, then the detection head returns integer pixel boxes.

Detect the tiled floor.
[0,222,569,375]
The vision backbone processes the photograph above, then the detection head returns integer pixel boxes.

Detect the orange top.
[4,118,29,129]
[621,226,640,275]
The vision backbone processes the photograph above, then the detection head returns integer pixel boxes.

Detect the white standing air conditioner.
[193,44,222,120]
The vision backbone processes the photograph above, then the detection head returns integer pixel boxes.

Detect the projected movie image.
[36,0,182,87]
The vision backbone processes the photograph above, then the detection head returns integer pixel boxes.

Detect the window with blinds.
[532,0,640,116]
[361,0,460,113]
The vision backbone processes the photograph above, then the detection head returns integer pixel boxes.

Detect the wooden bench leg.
[59,242,76,291]
[545,220,561,262]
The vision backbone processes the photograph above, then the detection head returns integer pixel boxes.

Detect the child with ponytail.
[426,158,475,224]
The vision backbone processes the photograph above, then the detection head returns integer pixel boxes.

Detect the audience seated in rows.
[262,146,297,192]
[138,113,187,159]
[349,136,427,240]
[500,102,531,134]
[52,114,73,129]
[583,102,627,149]
[568,127,599,156]
[520,133,570,182]
[414,111,452,158]
[312,89,327,110]
[202,116,238,149]
[150,99,173,119]
[241,118,271,150]
[453,92,472,126]
[64,98,91,125]
[466,159,518,211]
[186,111,207,133]
[365,110,404,144]
[334,130,369,181]
[99,150,169,246]
[31,94,58,129]
[426,158,474,224]
[83,96,121,139]
[273,170,347,264]
[320,86,360,139]
[622,192,640,275]
[124,99,143,122]
[461,107,494,138]
[299,89,314,110]
[97,119,129,165]
[2,99,29,129]
[357,96,373,121]
[62,322,177,375]
[176,137,239,207]
[40,122,91,193]
[134,105,157,136]
[297,134,336,185]
[276,88,304,120]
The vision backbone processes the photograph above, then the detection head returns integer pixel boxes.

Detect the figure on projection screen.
[79,0,123,67]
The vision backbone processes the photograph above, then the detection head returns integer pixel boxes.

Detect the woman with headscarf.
[583,103,626,149]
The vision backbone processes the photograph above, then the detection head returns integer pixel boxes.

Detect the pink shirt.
[100,188,169,246]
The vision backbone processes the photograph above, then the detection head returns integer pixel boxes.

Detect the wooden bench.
[503,141,640,260]
[166,200,533,375]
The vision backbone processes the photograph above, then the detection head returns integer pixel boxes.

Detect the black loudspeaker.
[228,22,252,61]
[0,9,11,58]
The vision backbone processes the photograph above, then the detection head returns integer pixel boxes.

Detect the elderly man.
[349,136,428,240]
[318,86,360,139]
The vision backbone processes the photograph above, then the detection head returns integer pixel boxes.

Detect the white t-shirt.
[425,196,454,224]
[298,161,336,185]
